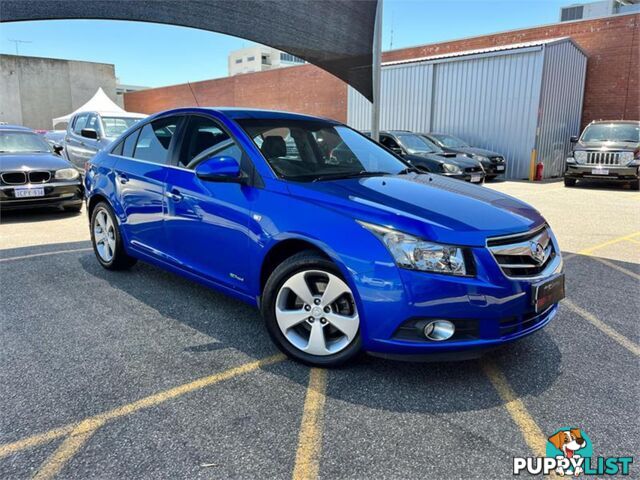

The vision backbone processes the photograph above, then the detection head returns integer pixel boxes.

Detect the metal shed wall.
[348,39,587,180]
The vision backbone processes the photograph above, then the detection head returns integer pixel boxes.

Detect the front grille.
[28,171,51,183]
[1,172,27,185]
[499,306,552,337]
[465,166,483,173]
[487,225,556,278]
[586,151,620,165]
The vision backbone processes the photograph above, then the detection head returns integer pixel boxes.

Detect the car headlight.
[574,151,587,164]
[55,168,80,180]
[442,163,462,174]
[620,151,634,164]
[358,221,468,276]
[473,154,489,163]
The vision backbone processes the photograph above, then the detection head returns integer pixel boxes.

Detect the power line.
[8,38,32,55]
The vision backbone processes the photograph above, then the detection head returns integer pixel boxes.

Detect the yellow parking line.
[562,300,640,357]
[590,257,640,281]
[292,368,328,480]
[482,360,547,457]
[0,354,285,460]
[0,248,92,263]
[33,418,105,480]
[578,231,640,256]
[626,238,640,245]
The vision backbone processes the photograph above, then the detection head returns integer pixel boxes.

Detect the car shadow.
[568,180,639,192]
[73,251,563,414]
[0,206,84,224]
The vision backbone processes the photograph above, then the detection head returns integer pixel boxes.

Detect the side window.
[380,136,399,150]
[86,114,101,134]
[133,117,179,164]
[122,130,139,157]
[178,116,242,169]
[112,141,124,156]
[73,113,89,134]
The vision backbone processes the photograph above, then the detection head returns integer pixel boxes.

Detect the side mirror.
[53,144,64,155]
[195,155,245,183]
[81,128,99,140]
[392,147,404,155]
[570,135,579,143]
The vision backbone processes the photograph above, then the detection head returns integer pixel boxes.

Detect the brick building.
[124,13,639,128]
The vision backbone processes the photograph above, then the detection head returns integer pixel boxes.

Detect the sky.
[0,0,571,88]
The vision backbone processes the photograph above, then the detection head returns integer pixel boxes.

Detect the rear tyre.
[261,251,361,367]
[564,177,577,187]
[90,201,137,270]
[631,179,640,191]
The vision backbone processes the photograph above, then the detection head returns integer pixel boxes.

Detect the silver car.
[64,111,145,169]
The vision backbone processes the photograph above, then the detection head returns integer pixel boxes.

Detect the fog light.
[423,320,455,341]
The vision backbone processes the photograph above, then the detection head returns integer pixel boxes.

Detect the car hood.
[575,140,639,151]
[449,146,500,158]
[0,152,74,171]
[288,173,544,246]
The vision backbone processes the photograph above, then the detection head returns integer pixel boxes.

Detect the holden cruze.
[85,108,565,367]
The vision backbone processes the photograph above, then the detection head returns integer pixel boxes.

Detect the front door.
[163,114,254,292]
[114,115,182,258]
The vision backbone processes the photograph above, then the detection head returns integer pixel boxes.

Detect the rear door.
[114,115,183,258]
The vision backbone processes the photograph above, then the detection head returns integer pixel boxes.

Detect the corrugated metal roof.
[383,37,583,67]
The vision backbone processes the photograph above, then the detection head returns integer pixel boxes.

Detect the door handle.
[117,172,129,184]
[165,189,183,202]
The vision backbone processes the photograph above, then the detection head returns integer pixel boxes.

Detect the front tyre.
[262,251,361,367]
[564,177,577,187]
[90,202,137,270]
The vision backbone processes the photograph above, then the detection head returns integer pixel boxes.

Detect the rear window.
[132,117,179,164]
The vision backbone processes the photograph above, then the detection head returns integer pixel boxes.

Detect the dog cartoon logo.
[547,428,588,476]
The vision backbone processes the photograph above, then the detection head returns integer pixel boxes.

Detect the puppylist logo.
[513,427,633,476]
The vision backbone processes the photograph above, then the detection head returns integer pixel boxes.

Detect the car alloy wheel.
[274,269,359,356]
[93,208,117,262]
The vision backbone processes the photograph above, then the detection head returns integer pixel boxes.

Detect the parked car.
[366,131,485,183]
[38,130,67,153]
[565,120,640,190]
[65,111,146,169]
[422,133,506,180]
[85,108,564,367]
[0,125,83,211]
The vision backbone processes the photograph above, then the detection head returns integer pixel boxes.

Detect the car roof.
[589,120,640,125]
[0,124,33,132]
[145,107,341,124]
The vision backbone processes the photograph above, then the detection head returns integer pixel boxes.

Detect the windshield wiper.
[311,171,391,182]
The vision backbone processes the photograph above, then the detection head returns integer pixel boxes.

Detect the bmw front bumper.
[0,181,84,210]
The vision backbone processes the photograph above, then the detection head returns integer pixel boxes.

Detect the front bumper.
[444,171,485,183]
[482,161,506,177]
[0,181,84,210]
[351,235,562,357]
[565,163,639,181]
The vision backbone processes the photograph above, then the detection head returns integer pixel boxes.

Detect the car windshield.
[397,134,442,154]
[580,123,640,143]
[102,117,142,137]
[238,119,410,181]
[0,131,51,153]
[433,134,469,148]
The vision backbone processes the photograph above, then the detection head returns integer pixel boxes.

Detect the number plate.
[14,187,45,198]
[470,174,482,183]
[496,165,505,171]
[532,274,565,313]
[591,168,609,175]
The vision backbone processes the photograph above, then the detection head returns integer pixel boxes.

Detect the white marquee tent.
[52,88,145,128]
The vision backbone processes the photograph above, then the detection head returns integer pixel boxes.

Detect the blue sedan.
[85,108,564,367]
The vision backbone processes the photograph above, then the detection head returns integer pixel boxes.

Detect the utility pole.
[8,38,32,55]
[370,0,383,142]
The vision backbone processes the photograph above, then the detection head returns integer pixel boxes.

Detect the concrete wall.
[125,14,639,129]
[0,55,117,130]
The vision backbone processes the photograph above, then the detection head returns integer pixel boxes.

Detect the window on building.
[132,117,179,164]
[280,53,304,63]
[235,58,243,64]
[261,54,269,64]
[247,56,255,62]
[560,5,584,21]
